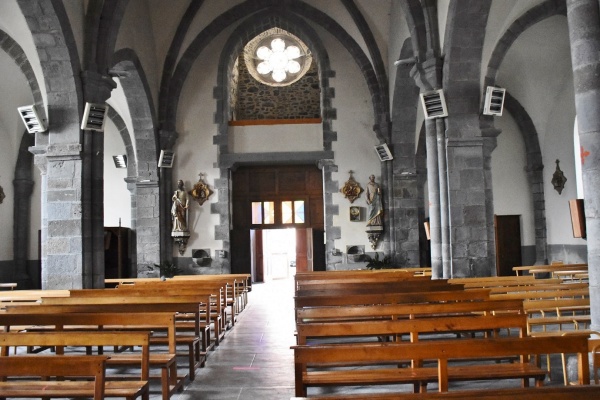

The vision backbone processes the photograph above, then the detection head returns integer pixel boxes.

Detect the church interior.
[0,0,599,399]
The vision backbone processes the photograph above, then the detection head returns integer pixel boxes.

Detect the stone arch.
[17,0,86,289]
[164,1,385,140]
[484,0,566,88]
[482,1,565,267]
[111,48,161,276]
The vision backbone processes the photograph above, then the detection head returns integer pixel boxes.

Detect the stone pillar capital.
[81,70,117,103]
[410,56,443,91]
[159,129,179,149]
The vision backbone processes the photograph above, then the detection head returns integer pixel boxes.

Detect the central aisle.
[177,277,297,399]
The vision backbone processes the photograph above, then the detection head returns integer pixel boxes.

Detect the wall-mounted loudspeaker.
[81,102,108,131]
[568,199,586,239]
[158,150,175,168]
[483,86,506,116]
[420,89,448,119]
[374,143,393,161]
[17,105,46,133]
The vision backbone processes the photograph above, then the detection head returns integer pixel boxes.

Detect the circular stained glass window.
[244,28,312,87]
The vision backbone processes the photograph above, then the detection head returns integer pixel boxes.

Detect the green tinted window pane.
[282,201,293,224]
[264,201,275,224]
[251,202,262,224]
[294,200,305,223]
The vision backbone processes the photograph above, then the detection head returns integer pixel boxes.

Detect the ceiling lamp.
[256,38,302,83]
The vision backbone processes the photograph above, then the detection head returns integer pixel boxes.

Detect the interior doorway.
[250,227,316,282]
[231,165,325,279]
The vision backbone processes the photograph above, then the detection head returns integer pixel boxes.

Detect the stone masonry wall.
[234,55,321,120]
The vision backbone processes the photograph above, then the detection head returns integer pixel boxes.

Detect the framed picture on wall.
[350,206,361,222]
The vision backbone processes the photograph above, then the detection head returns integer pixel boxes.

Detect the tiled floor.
[171,276,575,400]
[175,277,297,400]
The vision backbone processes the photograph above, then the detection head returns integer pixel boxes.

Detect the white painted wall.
[0,49,35,261]
[172,26,232,258]
[229,123,322,153]
[495,15,577,247]
[491,112,534,246]
[103,118,131,228]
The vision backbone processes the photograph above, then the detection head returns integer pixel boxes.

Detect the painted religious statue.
[365,174,383,249]
[171,179,190,254]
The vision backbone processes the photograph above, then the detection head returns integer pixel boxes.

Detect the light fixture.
[256,38,302,83]
[112,155,127,168]
[158,150,175,168]
[81,102,108,131]
[17,105,46,133]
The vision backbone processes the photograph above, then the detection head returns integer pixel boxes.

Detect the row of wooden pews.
[291,268,600,399]
[0,273,251,400]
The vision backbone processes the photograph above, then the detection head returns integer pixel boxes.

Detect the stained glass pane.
[263,201,275,224]
[294,200,305,223]
[282,201,293,224]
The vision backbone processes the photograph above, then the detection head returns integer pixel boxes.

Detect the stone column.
[39,144,85,289]
[425,118,442,278]
[81,71,116,287]
[135,180,161,277]
[436,118,452,278]
[446,136,497,277]
[566,0,600,330]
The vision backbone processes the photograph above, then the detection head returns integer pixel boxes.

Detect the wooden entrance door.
[494,215,522,276]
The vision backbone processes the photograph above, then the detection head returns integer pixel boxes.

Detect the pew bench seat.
[290,384,600,399]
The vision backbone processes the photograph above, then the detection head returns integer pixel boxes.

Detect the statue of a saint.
[365,175,383,227]
[171,179,189,232]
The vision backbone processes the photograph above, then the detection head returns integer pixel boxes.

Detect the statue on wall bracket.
[171,179,190,255]
[340,170,363,203]
[189,173,213,206]
[551,159,567,195]
[365,174,383,249]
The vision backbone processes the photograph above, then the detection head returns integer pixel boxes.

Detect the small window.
[252,201,275,224]
[294,200,305,223]
[282,201,293,224]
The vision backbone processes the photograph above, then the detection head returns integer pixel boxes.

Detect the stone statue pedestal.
[172,230,190,255]
[366,225,383,250]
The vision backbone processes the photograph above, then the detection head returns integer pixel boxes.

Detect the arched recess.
[17,0,87,289]
[110,48,161,276]
[213,11,335,272]
[162,2,389,269]
[390,38,422,266]
[483,1,567,266]
[0,29,44,288]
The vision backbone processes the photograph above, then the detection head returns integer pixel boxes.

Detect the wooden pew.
[0,312,182,400]
[0,331,151,400]
[296,298,525,325]
[295,311,529,346]
[292,336,590,397]
[0,355,109,400]
[116,279,233,333]
[4,300,208,378]
[295,280,462,298]
[295,289,492,311]
[111,285,227,343]
[513,263,587,277]
[290,385,600,399]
